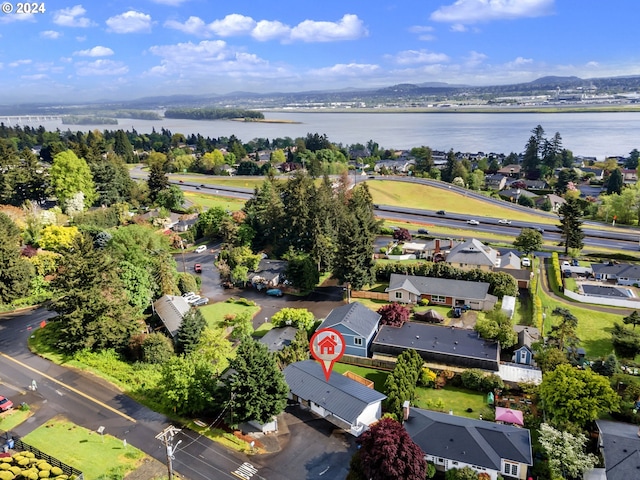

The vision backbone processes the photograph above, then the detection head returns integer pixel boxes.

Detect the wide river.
[25,111,640,160]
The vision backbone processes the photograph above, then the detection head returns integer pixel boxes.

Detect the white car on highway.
[498,219,511,224]
[467,219,480,225]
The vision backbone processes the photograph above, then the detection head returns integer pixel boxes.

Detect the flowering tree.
[377,303,411,327]
[538,423,597,479]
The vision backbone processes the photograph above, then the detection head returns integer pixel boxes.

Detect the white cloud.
[209,14,256,37]
[74,46,115,57]
[252,20,290,42]
[506,56,534,68]
[106,11,152,33]
[53,5,94,28]
[164,16,208,36]
[450,23,467,32]
[0,12,35,24]
[464,50,488,67]
[8,59,32,67]
[290,14,367,42]
[21,74,48,81]
[308,63,380,77]
[392,49,450,65]
[431,0,554,24]
[586,61,599,68]
[409,25,436,41]
[41,30,62,39]
[75,59,129,76]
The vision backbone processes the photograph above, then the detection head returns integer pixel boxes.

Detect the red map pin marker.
[310,328,346,381]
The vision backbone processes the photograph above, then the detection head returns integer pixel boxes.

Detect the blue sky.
[0,0,638,103]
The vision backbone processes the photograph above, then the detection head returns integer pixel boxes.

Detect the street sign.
[309,328,346,381]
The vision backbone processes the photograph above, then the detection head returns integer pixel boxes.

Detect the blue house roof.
[319,302,381,338]
[283,360,386,424]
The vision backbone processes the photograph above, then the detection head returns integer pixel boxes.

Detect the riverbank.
[264,104,640,114]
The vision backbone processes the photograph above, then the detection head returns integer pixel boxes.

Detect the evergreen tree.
[606,168,624,195]
[176,308,207,355]
[49,234,141,352]
[146,152,169,201]
[225,338,289,425]
[623,310,640,329]
[558,198,584,254]
[113,129,135,163]
[521,125,545,179]
[441,149,457,183]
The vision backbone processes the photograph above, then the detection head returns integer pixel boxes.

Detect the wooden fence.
[351,290,388,301]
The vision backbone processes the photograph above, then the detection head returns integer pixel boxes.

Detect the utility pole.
[156,425,182,480]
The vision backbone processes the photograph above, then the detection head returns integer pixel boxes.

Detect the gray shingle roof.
[373,323,499,361]
[404,408,532,470]
[446,239,498,268]
[283,360,386,424]
[387,274,490,301]
[319,302,381,337]
[591,263,640,279]
[153,295,190,338]
[259,326,298,352]
[597,420,640,480]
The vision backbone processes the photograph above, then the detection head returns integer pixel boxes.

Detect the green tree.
[155,184,184,211]
[623,310,640,329]
[159,354,219,416]
[384,349,423,420]
[196,206,228,239]
[538,423,597,479]
[176,308,207,355]
[533,344,569,373]
[445,467,480,480]
[89,153,134,207]
[49,234,141,352]
[558,198,584,255]
[271,308,315,330]
[0,212,34,304]
[333,184,379,290]
[276,329,309,368]
[285,252,319,292]
[195,328,233,375]
[113,130,135,163]
[606,168,624,195]
[513,228,543,255]
[539,364,619,429]
[140,332,175,364]
[146,151,169,201]
[474,309,517,348]
[229,311,254,340]
[547,307,580,354]
[611,323,640,359]
[625,148,640,169]
[49,150,97,211]
[225,338,289,425]
[522,125,544,179]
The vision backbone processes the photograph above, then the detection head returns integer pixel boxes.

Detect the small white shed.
[501,295,516,319]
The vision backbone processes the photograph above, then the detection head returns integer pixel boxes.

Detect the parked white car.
[195,245,207,253]
[521,257,531,267]
[187,295,201,304]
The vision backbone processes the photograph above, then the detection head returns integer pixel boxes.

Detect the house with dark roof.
[445,238,500,271]
[497,164,522,178]
[317,302,381,357]
[372,323,500,371]
[404,408,533,480]
[494,267,531,289]
[387,274,498,311]
[591,263,640,286]
[595,420,640,480]
[259,326,298,352]
[248,258,288,287]
[153,295,190,338]
[485,174,507,191]
[283,360,386,437]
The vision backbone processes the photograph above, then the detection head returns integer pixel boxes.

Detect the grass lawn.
[0,408,32,431]
[199,300,261,329]
[184,191,246,211]
[172,175,267,189]
[369,181,557,225]
[414,386,491,419]
[333,363,390,392]
[22,416,146,480]
[253,321,274,338]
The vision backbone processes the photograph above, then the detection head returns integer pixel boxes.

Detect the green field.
[199,300,261,329]
[184,191,246,211]
[22,416,145,480]
[414,386,491,419]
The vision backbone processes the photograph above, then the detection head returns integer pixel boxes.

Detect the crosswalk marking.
[232,462,258,479]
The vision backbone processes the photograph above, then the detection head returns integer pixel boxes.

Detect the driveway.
[254,405,357,480]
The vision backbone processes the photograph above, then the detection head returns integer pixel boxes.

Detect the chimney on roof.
[403,400,411,422]
[435,239,440,254]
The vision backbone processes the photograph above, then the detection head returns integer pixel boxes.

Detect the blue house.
[512,326,540,366]
[513,345,533,366]
[318,302,381,357]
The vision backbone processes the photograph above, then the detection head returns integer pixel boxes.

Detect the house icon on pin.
[317,334,338,355]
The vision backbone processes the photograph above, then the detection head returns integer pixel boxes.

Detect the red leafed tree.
[350,417,426,480]
[377,303,411,327]
[393,228,412,242]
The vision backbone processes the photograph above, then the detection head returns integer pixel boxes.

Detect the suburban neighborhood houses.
[2,120,640,480]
